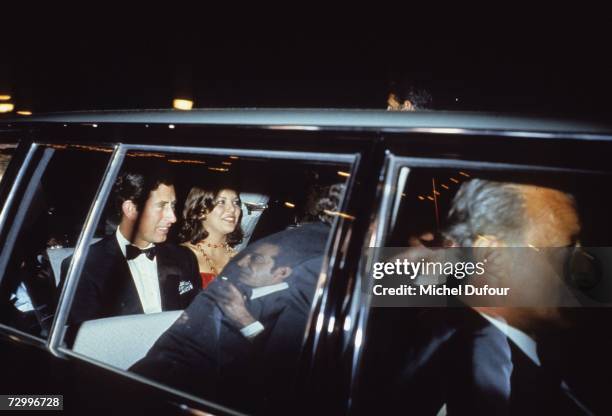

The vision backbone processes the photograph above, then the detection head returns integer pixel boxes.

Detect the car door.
[0,120,375,415]
[0,134,121,412]
[340,127,612,415]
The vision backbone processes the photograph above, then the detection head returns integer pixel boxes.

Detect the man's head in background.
[386,80,433,111]
[445,179,580,248]
[444,178,581,331]
[303,182,345,226]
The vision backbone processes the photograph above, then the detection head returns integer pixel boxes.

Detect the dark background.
[2,28,611,118]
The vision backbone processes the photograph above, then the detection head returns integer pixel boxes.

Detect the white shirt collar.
[115,228,161,314]
[479,311,541,366]
[251,282,289,300]
[116,228,130,257]
[115,227,154,258]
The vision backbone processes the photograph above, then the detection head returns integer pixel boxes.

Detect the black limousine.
[1,110,611,415]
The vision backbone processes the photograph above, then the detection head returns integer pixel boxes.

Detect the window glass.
[0,143,17,185]
[65,149,352,414]
[356,165,612,415]
[0,144,113,339]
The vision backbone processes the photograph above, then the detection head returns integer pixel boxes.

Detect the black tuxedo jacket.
[130,256,323,409]
[130,222,328,413]
[62,235,201,327]
[363,307,593,416]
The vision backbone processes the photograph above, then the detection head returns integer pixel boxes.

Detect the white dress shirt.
[116,228,162,314]
[479,312,541,365]
[239,282,289,338]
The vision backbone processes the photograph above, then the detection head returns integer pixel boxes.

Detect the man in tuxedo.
[362,179,595,415]
[130,222,328,413]
[63,164,201,328]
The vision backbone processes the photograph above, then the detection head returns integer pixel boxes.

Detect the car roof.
[4,109,612,137]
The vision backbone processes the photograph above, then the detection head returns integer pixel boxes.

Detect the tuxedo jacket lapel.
[156,245,179,310]
[106,237,144,315]
[509,340,589,415]
[156,244,200,310]
[250,291,286,322]
[216,290,288,367]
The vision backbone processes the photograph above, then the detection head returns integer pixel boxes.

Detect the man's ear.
[273,266,293,282]
[122,200,139,221]
[472,234,504,266]
[473,234,504,248]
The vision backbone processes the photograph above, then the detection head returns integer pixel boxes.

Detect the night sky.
[3,29,611,118]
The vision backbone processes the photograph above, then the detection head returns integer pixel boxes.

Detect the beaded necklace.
[195,241,235,275]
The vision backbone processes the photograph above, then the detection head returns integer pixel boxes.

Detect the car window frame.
[344,149,612,414]
[43,141,358,413]
[0,142,117,347]
[0,142,38,255]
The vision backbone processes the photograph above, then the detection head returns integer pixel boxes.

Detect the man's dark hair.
[178,184,244,247]
[388,78,434,110]
[400,86,433,110]
[444,179,527,246]
[109,161,175,223]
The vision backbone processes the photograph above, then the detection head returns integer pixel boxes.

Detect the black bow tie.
[126,244,157,261]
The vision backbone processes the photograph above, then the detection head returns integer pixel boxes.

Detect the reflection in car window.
[65,150,351,414]
[0,144,112,339]
[356,167,612,415]
[0,143,16,185]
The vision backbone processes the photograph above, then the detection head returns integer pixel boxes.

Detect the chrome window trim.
[390,167,410,231]
[56,347,246,416]
[121,144,356,164]
[0,147,55,288]
[304,153,359,366]
[394,156,610,175]
[344,153,611,413]
[13,109,612,139]
[0,143,40,342]
[345,152,396,411]
[48,144,123,354]
[0,143,37,235]
[377,128,612,141]
[373,152,399,246]
[0,324,47,348]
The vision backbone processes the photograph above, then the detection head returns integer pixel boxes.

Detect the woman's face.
[202,189,241,239]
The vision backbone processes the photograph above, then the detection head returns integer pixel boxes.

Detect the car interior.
[355,166,612,415]
[0,145,351,373]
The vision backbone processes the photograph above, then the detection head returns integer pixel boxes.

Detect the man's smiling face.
[133,184,177,248]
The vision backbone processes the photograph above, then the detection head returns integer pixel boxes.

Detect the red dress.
[200,272,217,289]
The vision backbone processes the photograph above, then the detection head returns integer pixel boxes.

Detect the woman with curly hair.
[178,186,244,288]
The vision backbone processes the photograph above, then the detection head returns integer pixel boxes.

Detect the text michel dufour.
[371,258,510,297]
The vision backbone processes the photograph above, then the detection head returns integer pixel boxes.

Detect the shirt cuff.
[240,321,265,339]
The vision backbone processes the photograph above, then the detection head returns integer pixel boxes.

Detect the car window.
[60,147,353,414]
[353,162,612,415]
[0,143,16,185]
[0,143,113,340]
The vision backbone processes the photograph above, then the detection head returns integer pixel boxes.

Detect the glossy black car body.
[1,110,611,415]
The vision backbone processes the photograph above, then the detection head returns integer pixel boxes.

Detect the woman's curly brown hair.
[178,186,244,246]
